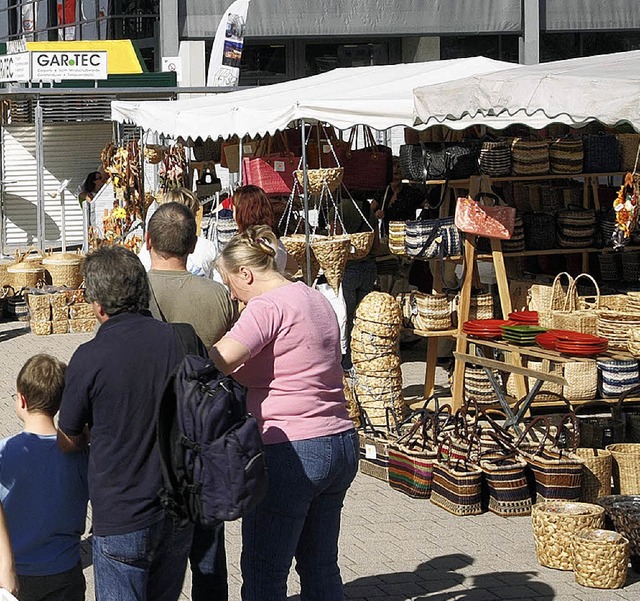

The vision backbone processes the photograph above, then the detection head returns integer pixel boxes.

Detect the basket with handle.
[7,258,45,290]
[552,274,600,335]
[42,251,84,289]
[537,272,575,328]
[606,443,640,495]
[575,448,612,503]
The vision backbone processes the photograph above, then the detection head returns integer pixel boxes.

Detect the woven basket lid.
[7,262,44,274]
[43,252,84,266]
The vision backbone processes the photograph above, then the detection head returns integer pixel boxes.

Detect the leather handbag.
[305,124,349,169]
[404,217,461,260]
[399,142,479,182]
[454,192,516,240]
[342,126,392,190]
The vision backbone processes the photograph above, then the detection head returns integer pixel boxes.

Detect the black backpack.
[157,324,268,524]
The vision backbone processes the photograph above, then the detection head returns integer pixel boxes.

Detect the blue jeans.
[92,514,193,601]
[241,429,359,601]
[190,521,228,601]
[342,259,377,370]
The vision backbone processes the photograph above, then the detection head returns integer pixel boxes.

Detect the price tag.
[365,444,377,459]
[243,144,254,154]
[273,160,285,172]
[322,144,331,154]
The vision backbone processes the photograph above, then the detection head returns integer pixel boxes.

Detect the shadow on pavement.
[0,324,29,342]
[285,553,555,600]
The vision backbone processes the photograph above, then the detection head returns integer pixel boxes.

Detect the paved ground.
[1,320,639,600]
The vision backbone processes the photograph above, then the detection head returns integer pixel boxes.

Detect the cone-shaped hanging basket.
[310,235,350,294]
[281,234,321,282]
[350,231,375,260]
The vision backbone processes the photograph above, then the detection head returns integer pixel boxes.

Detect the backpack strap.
[171,322,207,358]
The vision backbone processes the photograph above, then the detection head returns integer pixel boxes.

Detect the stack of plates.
[508,310,539,325]
[463,319,513,340]
[535,329,573,350]
[554,332,609,357]
[501,324,547,346]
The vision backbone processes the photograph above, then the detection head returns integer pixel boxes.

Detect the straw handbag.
[551,274,600,335]
[606,443,640,494]
[563,361,598,402]
[549,137,584,174]
[618,133,640,172]
[575,448,612,503]
[42,252,84,289]
[531,501,605,570]
[511,138,549,176]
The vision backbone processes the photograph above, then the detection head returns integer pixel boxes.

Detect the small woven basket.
[576,448,612,503]
[531,501,605,570]
[618,133,640,172]
[563,361,598,402]
[388,221,406,255]
[310,235,351,294]
[355,291,403,326]
[350,231,374,260]
[573,529,629,589]
[549,138,584,174]
[0,259,13,287]
[606,443,640,495]
[295,167,344,194]
[511,138,550,175]
[42,252,84,289]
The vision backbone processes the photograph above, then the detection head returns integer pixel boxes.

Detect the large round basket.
[572,529,629,589]
[42,253,84,288]
[596,495,640,570]
[355,291,402,326]
[14,247,44,266]
[7,262,45,290]
[531,501,605,570]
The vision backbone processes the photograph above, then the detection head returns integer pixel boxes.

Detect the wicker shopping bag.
[430,435,483,516]
[516,415,584,502]
[388,414,437,499]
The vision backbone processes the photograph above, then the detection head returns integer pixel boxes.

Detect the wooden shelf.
[411,328,458,338]
[403,172,628,186]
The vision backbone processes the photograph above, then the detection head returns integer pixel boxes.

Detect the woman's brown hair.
[233,185,280,236]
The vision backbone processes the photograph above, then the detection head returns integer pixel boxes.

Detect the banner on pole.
[206,0,251,87]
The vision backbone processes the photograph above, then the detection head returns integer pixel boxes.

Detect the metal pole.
[35,97,45,251]
[300,119,311,285]
[60,189,66,252]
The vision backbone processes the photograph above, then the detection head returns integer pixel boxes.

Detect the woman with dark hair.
[78,171,107,204]
[232,185,297,274]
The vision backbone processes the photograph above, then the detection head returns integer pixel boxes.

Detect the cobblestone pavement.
[1,320,639,600]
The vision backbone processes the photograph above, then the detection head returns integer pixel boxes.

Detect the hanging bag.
[195,164,222,200]
[342,126,392,190]
[242,133,301,196]
[454,191,516,240]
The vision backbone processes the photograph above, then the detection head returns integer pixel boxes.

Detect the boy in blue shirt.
[0,354,88,601]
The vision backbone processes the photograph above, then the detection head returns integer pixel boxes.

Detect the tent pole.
[35,97,45,251]
[300,119,311,286]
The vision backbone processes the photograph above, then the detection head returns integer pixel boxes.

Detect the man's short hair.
[16,354,66,417]
[83,245,150,316]
[148,202,197,259]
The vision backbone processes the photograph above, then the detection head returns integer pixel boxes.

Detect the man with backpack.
[57,246,195,601]
[147,201,236,600]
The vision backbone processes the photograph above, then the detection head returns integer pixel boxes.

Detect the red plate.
[465,332,503,340]
[554,332,607,344]
[556,343,608,352]
[557,347,608,357]
[536,333,557,350]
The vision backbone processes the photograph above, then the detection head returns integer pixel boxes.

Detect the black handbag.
[583,133,621,173]
[399,142,479,182]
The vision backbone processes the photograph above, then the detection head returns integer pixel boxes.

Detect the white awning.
[111,57,515,139]
[413,50,640,132]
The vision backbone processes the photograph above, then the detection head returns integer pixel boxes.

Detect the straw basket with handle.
[42,251,84,289]
[0,258,14,287]
[552,274,600,335]
[14,246,44,266]
[7,257,45,290]
[536,272,575,328]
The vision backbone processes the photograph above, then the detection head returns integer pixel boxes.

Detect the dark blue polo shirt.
[59,311,183,536]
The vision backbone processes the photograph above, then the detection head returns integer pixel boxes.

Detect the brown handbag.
[454,192,516,240]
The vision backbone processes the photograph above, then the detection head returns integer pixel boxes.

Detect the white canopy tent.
[111,57,517,139]
[413,50,640,132]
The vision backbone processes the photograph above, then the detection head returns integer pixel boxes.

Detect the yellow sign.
[26,40,142,75]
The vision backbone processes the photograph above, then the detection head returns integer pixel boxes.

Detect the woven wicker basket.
[42,252,84,288]
[350,231,374,260]
[281,234,321,282]
[576,448,612,503]
[14,247,44,266]
[606,444,640,495]
[310,235,351,294]
[295,167,343,195]
[0,259,13,287]
[563,361,598,402]
[7,261,45,290]
[549,138,583,174]
[511,138,550,175]
[388,221,406,255]
[531,501,605,570]
[355,291,402,326]
[573,529,629,589]
[618,134,640,172]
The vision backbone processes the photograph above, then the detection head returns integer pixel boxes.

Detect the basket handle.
[513,415,551,455]
[549,271,575,311]
[566,273,601,311]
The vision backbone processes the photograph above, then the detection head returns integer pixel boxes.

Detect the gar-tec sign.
[36,53,103,67]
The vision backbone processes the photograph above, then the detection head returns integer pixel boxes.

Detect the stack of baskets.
[556,208,597,248]
[26,289,96,335]
[597,312,640,351]
[351,292,405,428]
[502,215,525,253]
[388,221,406,255]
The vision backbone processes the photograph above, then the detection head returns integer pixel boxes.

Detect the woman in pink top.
[210,225,358,601]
